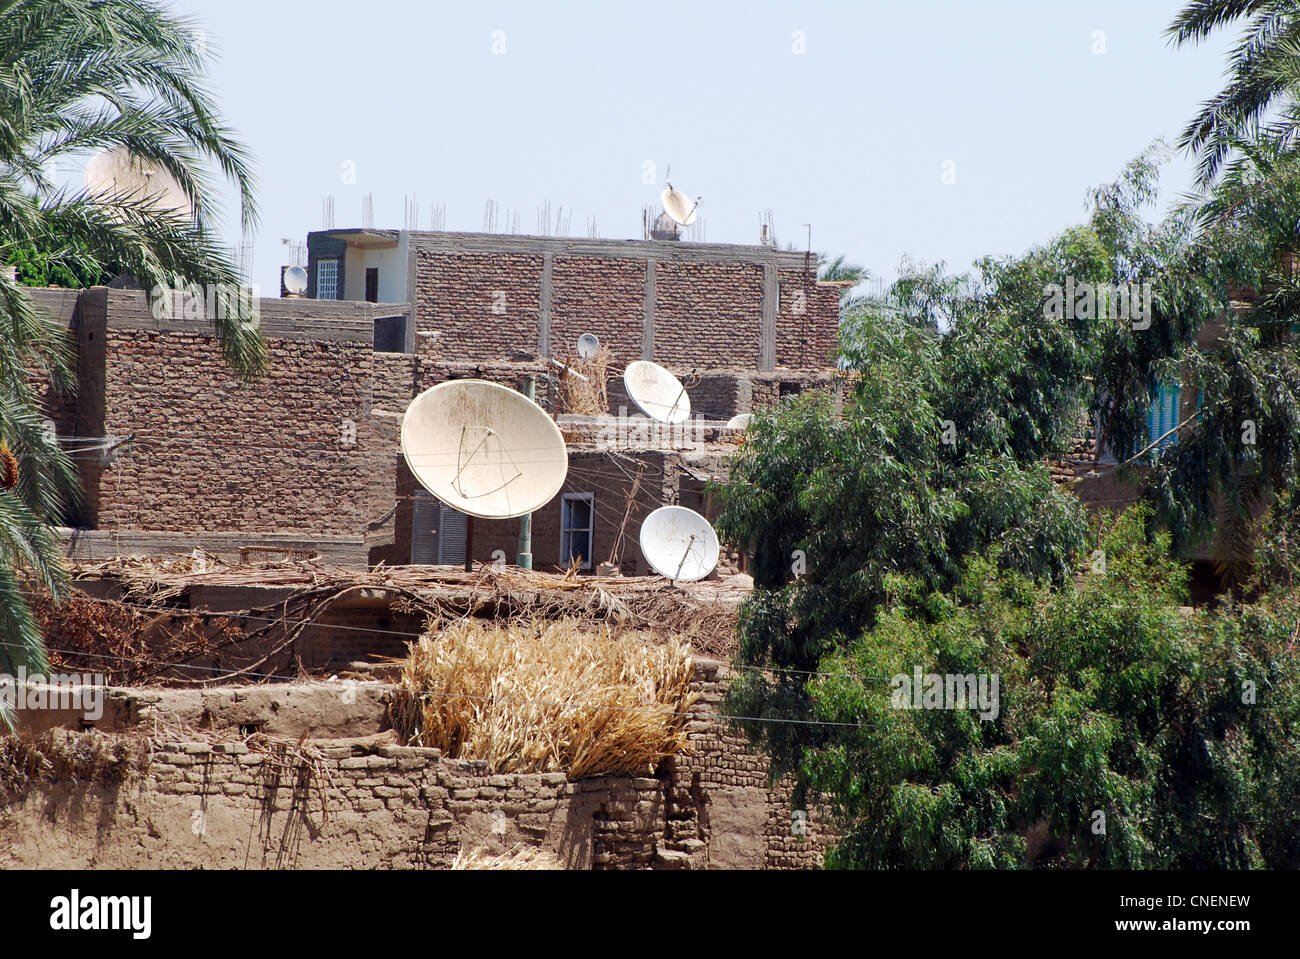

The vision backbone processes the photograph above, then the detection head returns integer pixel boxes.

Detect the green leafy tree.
[8,233,115,288]
[0,0,262,717]
[807,508,1300,869]
[715,271,1092,782]
[716,148,1300,865]
[1073,142,1300,576]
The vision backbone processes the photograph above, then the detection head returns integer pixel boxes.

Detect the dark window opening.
[561,493,594,570]
[374,315,407,353]
[779,381,803,398]
[365,267,379,303]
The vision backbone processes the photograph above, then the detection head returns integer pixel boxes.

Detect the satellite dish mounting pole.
[673,534,697,582]
[465,516,475,573]
[515,376,536,569]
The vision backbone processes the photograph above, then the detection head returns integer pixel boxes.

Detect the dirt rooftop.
[35,559,751,688]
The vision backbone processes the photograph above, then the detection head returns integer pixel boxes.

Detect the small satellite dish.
[85,147,193,218]
[576,333,600,360]
[401,380,568,520]
[283,266,308,295]
[624,360,691,425]
[640,506,720,582]
[726,414,753,430]
[660,183,700,227]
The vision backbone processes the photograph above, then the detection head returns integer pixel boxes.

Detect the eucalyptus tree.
[715,146,1300,863]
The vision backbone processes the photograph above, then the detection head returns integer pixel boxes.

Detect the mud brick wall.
[83,291,379,538]
[654,261,764,368]
[689,374,746,421]
[366,353,418,561]
[22,290,84,523]
[0,661,835,869]
[777,271,841,369]
[551,255,645,367]
[411,359,555,409]
[0,738,662,870]
[415,249,542,360]
[668,659,834,869]
[401,233,838,374]
[24,289,81,441]
[463,449,669,575]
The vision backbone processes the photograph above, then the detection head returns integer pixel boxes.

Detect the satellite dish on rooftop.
[640,506,720,582]
[401,380,568,520]
[283,266,308,295]
[660,182,700,227]
[576,333,600,360]
[725,413,752,430]
[85,147,193,218]
[624,360,691,424]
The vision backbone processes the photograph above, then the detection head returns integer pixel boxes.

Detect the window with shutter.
[411,491,438,564]
[437,505,468,565]
[1147,381,1181,455]
[410,492,468,565]
[316,258,339,300]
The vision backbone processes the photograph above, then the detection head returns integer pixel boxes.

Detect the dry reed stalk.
[451,844,563,870]
[390,617,696,778]
[70,560,742,659]
[557,346,612,418]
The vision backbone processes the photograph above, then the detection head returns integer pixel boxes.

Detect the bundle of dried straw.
[390,617,697,778]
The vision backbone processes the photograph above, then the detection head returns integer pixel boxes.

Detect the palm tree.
[1168,0,1300,185]
[817,253,868,286]
[0,0,262,713]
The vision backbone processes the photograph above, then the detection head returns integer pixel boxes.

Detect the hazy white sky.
[164,0,1234,294]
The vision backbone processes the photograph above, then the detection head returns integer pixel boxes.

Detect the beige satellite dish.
[401,380,568,520]
[624,360,691,424]
[726,413,753,430]
[283,266,308,295]
[640,506,720,582]
[85,147,193,218]
[660,182,700,227]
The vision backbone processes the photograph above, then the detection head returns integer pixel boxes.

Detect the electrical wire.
[68,595,894,685]
[0,631,882,730]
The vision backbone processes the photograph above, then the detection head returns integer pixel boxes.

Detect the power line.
[2,633,883,730]
[69,594,895,684]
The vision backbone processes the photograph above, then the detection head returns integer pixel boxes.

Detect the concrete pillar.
[539,252,554,358]
[642,258,656,361]
[759,263,777,371]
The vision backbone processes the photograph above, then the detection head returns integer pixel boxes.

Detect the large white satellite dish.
[624,360,691,424]
[660,183,700,227]
[283,266,308,295]
[640,506,720,582]
[576,333,600,360]
[401,380,568,520]
[85,147,193,218]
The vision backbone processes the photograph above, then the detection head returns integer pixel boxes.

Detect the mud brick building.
[306,229,842,371]
[25,228,845,572]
